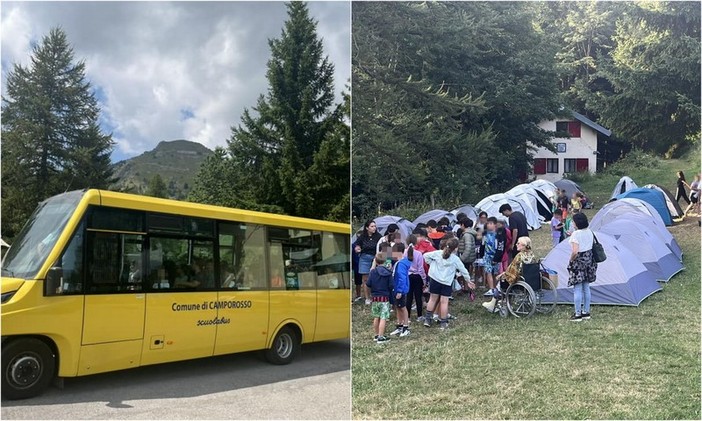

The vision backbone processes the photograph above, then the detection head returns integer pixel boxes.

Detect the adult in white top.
[567,212,598,322]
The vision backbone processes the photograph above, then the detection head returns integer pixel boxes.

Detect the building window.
[533,158,546,175]
[556,121,582,138]
[556,143,567,153]
[564,158,577,173]
[546,159,559,174]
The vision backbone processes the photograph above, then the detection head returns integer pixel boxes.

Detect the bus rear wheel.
[264,326,299,365]
[1,338,56,400]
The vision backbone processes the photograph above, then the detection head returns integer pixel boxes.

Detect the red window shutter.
[576,158,589,172]
[534,158,546,175]
[568,121,581,138]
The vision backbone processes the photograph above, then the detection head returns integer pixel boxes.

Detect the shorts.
[692,194,699,204]
[354,271,363,286]
[428,278,453,297]
[393,293,407,307]
[371,301,391,320]
[358,254,374,275]
[482,259,500,275]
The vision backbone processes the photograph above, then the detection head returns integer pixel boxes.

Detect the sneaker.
[439,321,449,330]
[581,313,591,320]
[353,296,364,303]
[447,314,457,321]
[376,335,390,343]
[448,296,454,301]
[483,290,493,297]
[423,317,432,328]
[416,315,425,323]
[399,329,410,337]
[373,335,379,342]
[432,314,439,322]
[365,299,371,305]
[389,327,402,336]
[570,314,582,322]
[411,304,417,311]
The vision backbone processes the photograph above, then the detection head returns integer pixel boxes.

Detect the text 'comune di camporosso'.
[171,300,253,312]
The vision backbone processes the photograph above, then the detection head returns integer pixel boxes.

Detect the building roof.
[572,111,612,137]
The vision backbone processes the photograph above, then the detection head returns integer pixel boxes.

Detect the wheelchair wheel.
[535,276,558,314]
[505,281,536,318]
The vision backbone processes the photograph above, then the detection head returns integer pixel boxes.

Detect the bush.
[604,149,660,177]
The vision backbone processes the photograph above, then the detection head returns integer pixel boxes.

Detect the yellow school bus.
[1,189,350,399]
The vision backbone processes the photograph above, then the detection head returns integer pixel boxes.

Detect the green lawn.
[351,156,701,419]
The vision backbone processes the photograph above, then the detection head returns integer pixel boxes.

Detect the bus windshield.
[2,190,84,280]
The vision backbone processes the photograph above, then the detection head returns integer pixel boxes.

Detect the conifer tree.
[1,27,115,238]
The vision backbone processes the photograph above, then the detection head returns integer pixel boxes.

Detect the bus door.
[141,235,218,365]
[266,228,317,346]
[79,229,147,375]
[213,222,270,355]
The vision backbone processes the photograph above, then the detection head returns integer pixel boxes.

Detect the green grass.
[351,155,701,419]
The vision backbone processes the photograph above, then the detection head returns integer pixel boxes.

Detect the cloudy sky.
[1,1,350,162]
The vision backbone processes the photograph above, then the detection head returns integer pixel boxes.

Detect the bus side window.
[317,232,350,289]
[218,222,267,290]
[267,228,319,290]
[86,232,144,293]
[48,221,85,296]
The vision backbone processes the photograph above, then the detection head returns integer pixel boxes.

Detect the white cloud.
[1,1,350,161]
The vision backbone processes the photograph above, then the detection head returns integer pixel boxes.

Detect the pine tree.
[1,27,115,238]
[146,174,168,199]
[190,2,348,222]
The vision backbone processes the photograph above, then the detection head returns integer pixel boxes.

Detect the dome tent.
[590,199,682,261]
[616,188,673,225]
[412,209,457,227]
[475,194,541,230]
[643,184,684,219]
[505,184,553,222]
[542,232,662,306]
[450,204,479,224]
[599,220,684,282]
[530,179,559,201]
[353,215,415,244]
[610,176,638,200]
[554,179,584,199]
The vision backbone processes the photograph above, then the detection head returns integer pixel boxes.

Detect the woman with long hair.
[354,220,382,305]
[568,213,597,322]
[676,171,690,205]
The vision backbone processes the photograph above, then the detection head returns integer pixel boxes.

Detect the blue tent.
[616,188,673,226]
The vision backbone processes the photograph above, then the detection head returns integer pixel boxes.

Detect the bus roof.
[90,189,350,234]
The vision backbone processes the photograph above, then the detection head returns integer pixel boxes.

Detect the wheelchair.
[494,261,558,318]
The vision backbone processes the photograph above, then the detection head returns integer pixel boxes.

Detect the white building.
[532,111,612,182]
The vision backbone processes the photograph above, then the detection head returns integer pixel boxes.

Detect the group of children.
[361,209,532,343]
[550,188,587,247]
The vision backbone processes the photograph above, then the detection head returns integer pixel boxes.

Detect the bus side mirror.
[45,267,63,296]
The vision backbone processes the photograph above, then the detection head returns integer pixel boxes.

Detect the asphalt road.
[1,339,350,420]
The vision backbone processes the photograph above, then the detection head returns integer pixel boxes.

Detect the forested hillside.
[352,1,701,218]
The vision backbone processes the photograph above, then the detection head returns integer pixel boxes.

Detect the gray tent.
[643,184,684,219]
[412,209,457,227]
[554,179,584,198]
[610,176,638,200]
[450,204,479,224]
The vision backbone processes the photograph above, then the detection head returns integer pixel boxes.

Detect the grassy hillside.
[111,140,212,199]
[351,149,701,419]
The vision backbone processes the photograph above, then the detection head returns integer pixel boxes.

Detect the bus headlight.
[1,291,16,304]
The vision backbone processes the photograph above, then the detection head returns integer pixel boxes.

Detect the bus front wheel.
[1,338,56,400]
[264,326,299,365]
